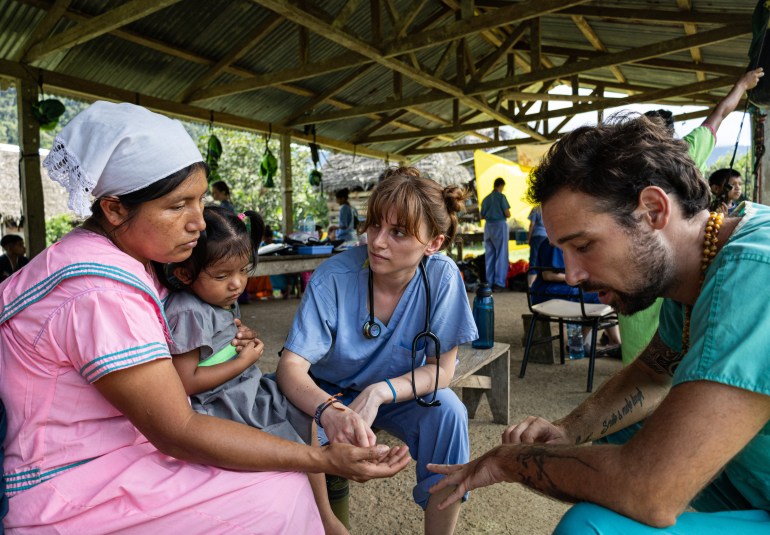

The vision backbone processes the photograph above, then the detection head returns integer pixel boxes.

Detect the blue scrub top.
[659,202,770,511]
[284,246,478,391]
[481,190,510,222]
[528,207,548,239]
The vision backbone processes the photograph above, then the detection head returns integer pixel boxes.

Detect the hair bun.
[443,185,467,214]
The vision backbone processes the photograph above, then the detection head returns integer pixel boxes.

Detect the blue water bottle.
[567,323,585,360]
[472,283,494,349]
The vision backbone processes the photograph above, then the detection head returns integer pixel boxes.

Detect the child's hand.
[232,318,258,353]
[238,338,264,366]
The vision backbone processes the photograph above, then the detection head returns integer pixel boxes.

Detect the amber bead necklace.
[681,211,723,352]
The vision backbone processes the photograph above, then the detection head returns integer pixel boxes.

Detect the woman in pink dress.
[0,101,409,533]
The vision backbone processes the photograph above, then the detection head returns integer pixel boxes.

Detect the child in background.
[162,205,347,535]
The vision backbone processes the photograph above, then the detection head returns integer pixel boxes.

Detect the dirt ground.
[240,289,623,535]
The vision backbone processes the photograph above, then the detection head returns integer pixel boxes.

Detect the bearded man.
[428,114,770,534]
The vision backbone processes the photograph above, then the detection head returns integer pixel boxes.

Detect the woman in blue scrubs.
[278,167,478,535]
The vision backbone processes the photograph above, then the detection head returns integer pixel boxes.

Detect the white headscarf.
[43,101,203,218]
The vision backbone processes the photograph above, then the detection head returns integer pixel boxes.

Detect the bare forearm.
[384,362,453,402]
[186,357,254,394]
[492,443,676,526]
[555,337,675,444]
[156,411,325,473]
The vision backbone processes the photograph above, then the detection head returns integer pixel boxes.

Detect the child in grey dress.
[163,205,347,534]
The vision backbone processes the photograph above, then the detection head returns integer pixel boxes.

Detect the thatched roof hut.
[0,144,71,226]
[319,151,472,192]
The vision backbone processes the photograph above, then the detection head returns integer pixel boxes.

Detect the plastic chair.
[519,266,618,392]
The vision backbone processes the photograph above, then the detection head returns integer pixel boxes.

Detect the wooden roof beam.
[570,15,626,83]
[477,3,748,26]
[514,75,736,123]
[12,0,73,62]
[255,0,548,140]
[24,0,184,63]
[382,0,592,58]
[188,51,372,103]
[178,13,282,102]
[281,64,376,125]
[0,58,390,160]
[676,0,704,83]
[468,22,751,95]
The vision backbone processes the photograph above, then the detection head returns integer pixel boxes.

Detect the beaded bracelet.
[313,393,345,428]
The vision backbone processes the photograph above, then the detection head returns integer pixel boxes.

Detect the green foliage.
[0,86,90,147]
[0,87,328,231]
[196,127,329,230]
[45,214,78,246]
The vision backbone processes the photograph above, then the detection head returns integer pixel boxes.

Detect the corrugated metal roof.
[0,0,761,159]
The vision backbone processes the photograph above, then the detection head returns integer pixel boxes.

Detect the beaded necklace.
[681,211,723,352]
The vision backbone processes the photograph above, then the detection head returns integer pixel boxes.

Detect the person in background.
[333,188,359,243]
[480,177,511,292]
[644,68,763,174]
[530,240,621,349]
[708,168,744,215]
[0,101,409,532]
[0,235,28,283]
[210,180,235,213]
[526,206,547,286]
[429,114,770,534]
[277,167,478,535]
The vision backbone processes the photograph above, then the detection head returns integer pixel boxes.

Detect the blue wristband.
[385,378,397,403]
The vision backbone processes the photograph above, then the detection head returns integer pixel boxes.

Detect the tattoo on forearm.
[512,447,598,503]
[573,433,592,445]
[639,335,683,376]
[600,387,645,435]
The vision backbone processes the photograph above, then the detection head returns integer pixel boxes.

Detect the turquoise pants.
[559,424,770,533]
[554,503,770,534]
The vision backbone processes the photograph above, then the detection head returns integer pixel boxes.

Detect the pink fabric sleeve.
[48,287,171,383]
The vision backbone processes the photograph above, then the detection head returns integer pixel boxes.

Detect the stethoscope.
[362,257,441,407]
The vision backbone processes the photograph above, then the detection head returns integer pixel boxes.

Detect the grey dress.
[165,291,312,444]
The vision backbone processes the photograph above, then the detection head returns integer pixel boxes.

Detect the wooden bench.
[451,342,511,425]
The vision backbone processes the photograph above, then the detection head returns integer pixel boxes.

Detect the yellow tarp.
[473,150,533,230]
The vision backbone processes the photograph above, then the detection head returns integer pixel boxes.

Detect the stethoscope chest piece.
[363,320,381,339]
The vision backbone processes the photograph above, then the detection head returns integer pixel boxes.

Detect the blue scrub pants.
[484,220,509,288]
[318,386,470,509]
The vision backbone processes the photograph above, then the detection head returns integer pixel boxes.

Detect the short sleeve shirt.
[481,190,510,222]
[165,291,238,360]
[658,202,770,510]
[683,124,716,174]
[528,207,547,239]
[283,246,478,390]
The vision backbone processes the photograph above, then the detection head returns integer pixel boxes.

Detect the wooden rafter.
[570,15,626,83]
[178,13,282,102]
[0,58,391,159]
[676,0,704,83]
[289,18,747,130]
[12,0,72,62]
[24,0,184,63]
[254,0,550,140]
[469,22,751,95]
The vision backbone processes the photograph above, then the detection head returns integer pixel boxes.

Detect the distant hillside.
[707,145,749,167]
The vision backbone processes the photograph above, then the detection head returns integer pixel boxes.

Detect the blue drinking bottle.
[472,283,494,349]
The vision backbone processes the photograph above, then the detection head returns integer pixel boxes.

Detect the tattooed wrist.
[600,388,645,435]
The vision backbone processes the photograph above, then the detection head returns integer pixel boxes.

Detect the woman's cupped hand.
[322,442,411,483]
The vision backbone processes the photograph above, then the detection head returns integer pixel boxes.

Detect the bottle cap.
[476,283,492,297]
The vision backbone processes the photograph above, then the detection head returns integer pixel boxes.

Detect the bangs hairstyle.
[364,166,466,249]
[161,205,264,289]
[528,112,710,227]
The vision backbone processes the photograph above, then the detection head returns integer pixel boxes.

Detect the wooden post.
[280,132,293,235]
[15,79,46,257]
